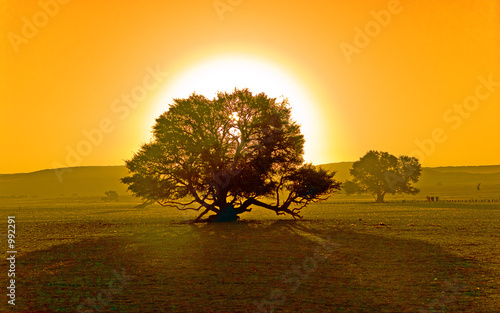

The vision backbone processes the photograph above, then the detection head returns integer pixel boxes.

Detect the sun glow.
[150,55,322,163]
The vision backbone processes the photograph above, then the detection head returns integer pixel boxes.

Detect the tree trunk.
[376,192,385,203]
[214,204,239,222]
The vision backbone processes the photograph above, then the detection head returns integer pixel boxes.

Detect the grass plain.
[1,193,499,312]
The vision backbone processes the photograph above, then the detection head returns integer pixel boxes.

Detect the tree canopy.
[101,190,119,202]
[122,88,341,222]
[345,150,421,202]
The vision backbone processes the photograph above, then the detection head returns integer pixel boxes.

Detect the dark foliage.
[122,89,340,221]
[346,150,421,203]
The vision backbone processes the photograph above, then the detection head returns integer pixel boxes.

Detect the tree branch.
[238,197,303,219]
[193,208,213,223]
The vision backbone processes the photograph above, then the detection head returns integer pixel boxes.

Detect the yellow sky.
[1,0,499,174]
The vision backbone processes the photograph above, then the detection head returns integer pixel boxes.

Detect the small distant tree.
[122,88,341,222]
[342,180,363,196]
[345,150,421,203]
[102,190,119,202]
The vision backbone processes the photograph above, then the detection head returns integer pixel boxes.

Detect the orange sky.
[1,0,499,174]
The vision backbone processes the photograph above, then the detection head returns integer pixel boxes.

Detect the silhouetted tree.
[102,190,119,202]
[122,89,341,222]
[342,180,363,196]
[345,150,421,203]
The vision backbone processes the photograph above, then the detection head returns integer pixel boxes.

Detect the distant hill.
[0,166,129,198]
[425,165,500,174]
[318,163,500,188]
[0,164,498,198]
[317,162,353,182]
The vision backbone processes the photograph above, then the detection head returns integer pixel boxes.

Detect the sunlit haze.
[1,0,499,173]
[148,54,329,165]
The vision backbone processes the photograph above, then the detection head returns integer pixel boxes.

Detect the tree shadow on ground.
[16,219,495,312]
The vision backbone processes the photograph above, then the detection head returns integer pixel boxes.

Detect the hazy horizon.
[2,162,500,176]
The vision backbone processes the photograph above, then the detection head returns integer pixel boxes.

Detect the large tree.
[346,150,421,203]
[122,89,341,222]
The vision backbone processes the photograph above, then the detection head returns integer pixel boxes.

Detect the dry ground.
[1,197,499,312]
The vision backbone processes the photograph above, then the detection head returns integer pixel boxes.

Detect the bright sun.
[149,55,320,163]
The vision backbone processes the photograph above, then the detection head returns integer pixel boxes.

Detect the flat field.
[1,197,499,312]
